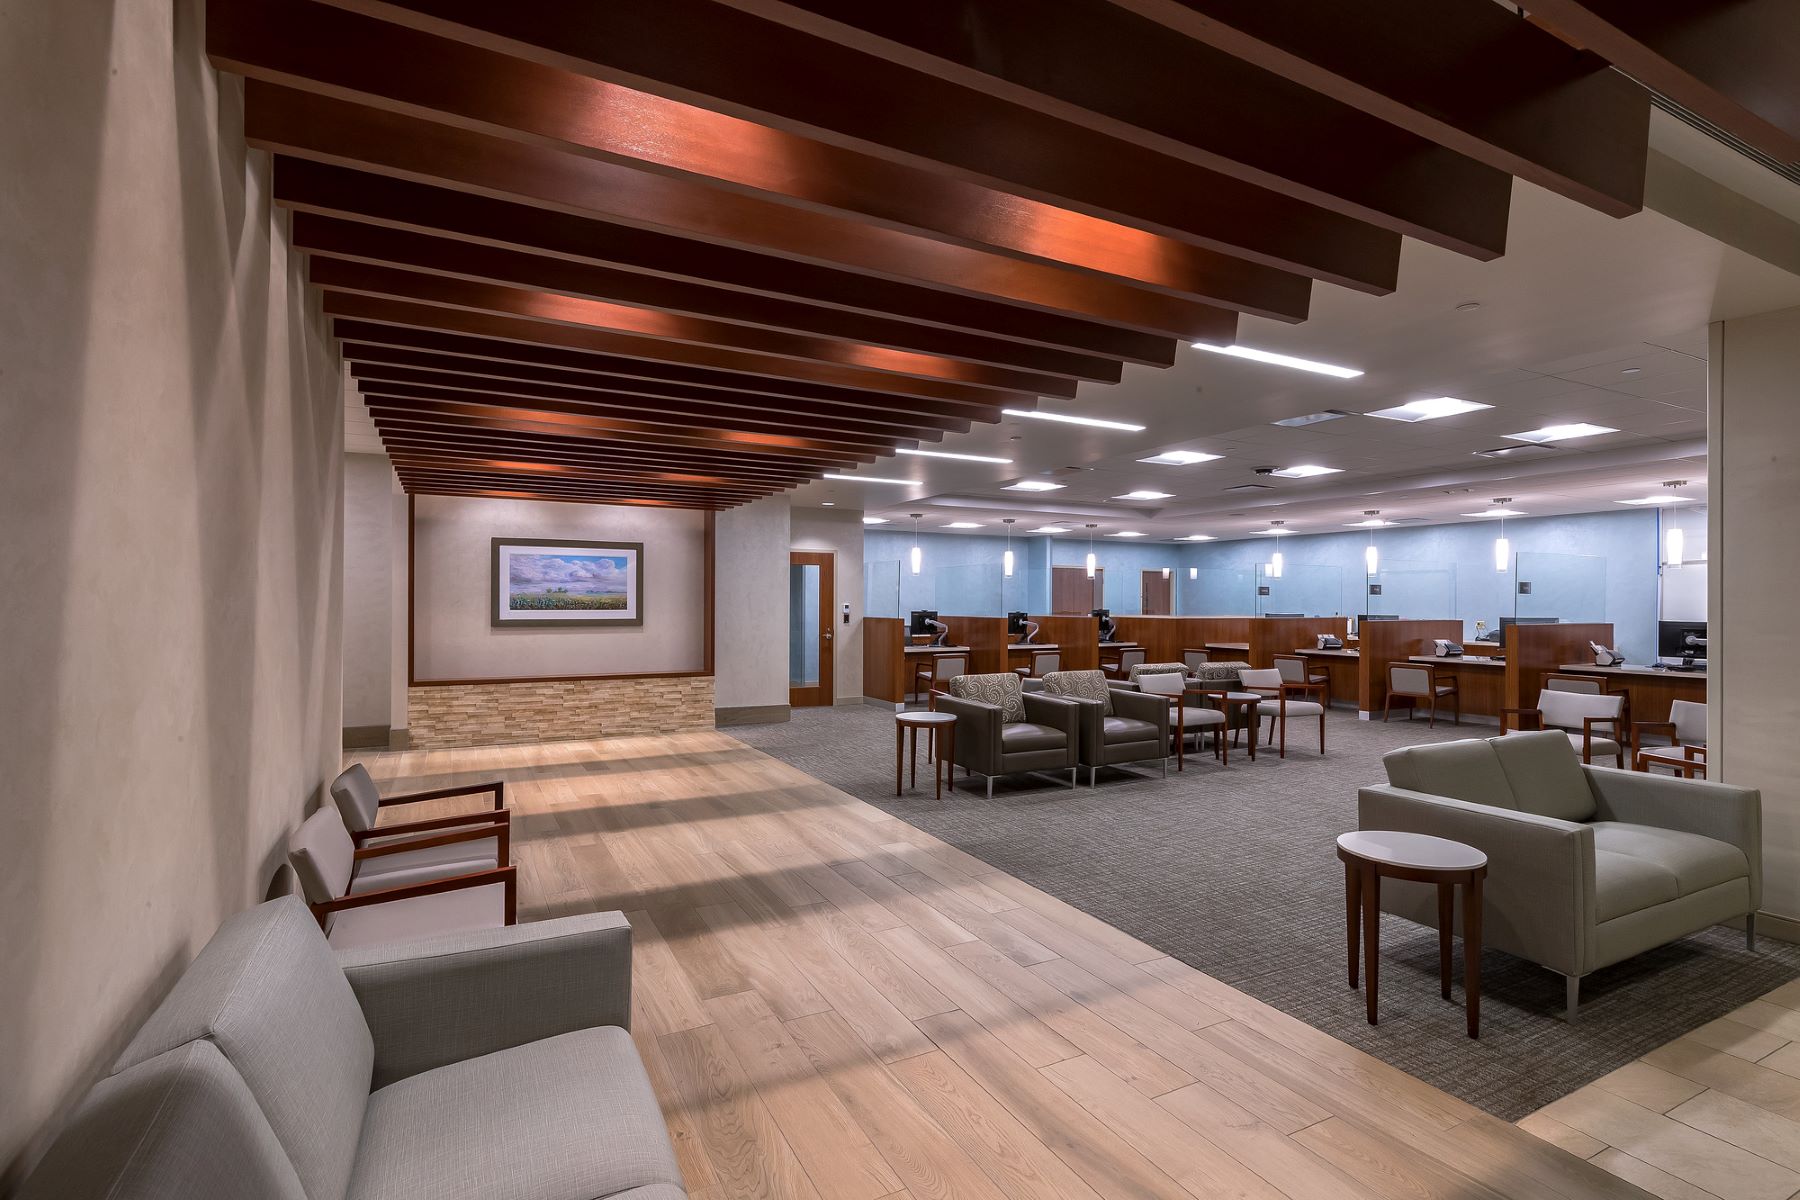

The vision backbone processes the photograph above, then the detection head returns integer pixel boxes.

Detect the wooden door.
[788,551,835,707]
[1141,569,1172,615]
[1051,565,1103,613]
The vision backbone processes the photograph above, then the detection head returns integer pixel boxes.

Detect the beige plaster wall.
[791,506,866,703]
[714,494,792,712]
[343,452,396,730]
[0,0,344,1181]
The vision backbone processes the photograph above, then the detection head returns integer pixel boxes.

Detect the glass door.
[788,551,834,707]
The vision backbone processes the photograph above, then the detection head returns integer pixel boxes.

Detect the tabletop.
[1337,830,1487,872]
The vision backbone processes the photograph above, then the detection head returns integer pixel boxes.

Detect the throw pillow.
[947,672,1026,723]
[1041,669,1113,716]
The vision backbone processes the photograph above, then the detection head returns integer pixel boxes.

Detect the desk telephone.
[1433,639,1464,657]
[1316,634,1344,650]
[1590,641,1623,667]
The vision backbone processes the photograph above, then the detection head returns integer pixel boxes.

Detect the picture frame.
[490,537,644,628]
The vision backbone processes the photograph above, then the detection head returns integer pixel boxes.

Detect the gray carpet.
[735,703,1800,1120]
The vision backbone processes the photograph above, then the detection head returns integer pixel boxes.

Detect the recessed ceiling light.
[1461,507,1527,518]
[1106,531,1145,538]
[1344,517,1395,528]
[1028,525,1070,534]
[1269,464,1343,478]
[896,447,1015,464]
[1253,526,1296,535]
[1622,367,1642,375]
[1271,410,1353,427]
[1178,534,1217,542]
[1616,494,1696,506]
[1503,423,1618,444]
[1192,342,1363,378]
[820,501,834,506]
[943,521,985,529]
[1114,490,1174,501]
[1001,408,1146,432]
[1003,479,1066,492]
[861,516,889,524]
[1364,397,1492,423]
[822,473,918,484]
[1138,450,1222,465]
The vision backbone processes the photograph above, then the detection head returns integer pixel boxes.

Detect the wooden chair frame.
[1272,653,1332,708]
[913,651,969,705]
[1500,707,1625,766]
[1262,681,1327,758]
[1632,719,1708,777]
[1384,662,1458,728]
[308,855,519,931]
[348,779,510,847]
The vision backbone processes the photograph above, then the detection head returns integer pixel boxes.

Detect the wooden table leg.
[1438,882,1454,1001]
[1345,859,1361,989]
[909,725,918,788]
[894,721,904,796]
[1464,870,1483,1038]
[942,725,954,796]
[1362,864,1380,1025]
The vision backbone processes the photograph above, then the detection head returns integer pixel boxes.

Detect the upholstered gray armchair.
[1360,730,1760,1019]
[934,671,1079,796]
[1042,669,1171,785]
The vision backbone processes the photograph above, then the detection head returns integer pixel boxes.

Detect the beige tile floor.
[1522,979,1800,1200]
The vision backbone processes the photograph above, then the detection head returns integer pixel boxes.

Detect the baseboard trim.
[715,704,791,727]
[863,696,905,712]
[834,696,867,706]
[342,724,392,749]
[1748,910,1800,945]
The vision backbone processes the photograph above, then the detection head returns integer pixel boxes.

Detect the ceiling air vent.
[1223,482,1276,491]
[1473,444,1558,459]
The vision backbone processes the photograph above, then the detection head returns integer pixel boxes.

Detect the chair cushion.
[1382,740,1517,811]
[1268,700,1324,718]
[350,836,501,896]
[114,896,372,1200]
[1042,669,1113,716]
[947,671,1026,723]
[17,1041,307,1200]
[1592,822,1750,899]
[1492,730,1597,821]
[1000,722,1067,753]
[1136,671,1186,697]
[331,764,383,834]
[1172,704,1226,728]
[1127,662,1188,685]
[1102,716,1159,744]
[1191,661,1248,684]
[326,883,510,952]
[291,805,357,904]
[348,1027,682,1200]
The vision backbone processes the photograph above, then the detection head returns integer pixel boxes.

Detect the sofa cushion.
[348,1027,682,1200]
[1592,850,1680,923]
[1102,716,1159,744]
[1041,669,1112,716]
[291,805,357,904]
[1382,740,1518,811]
[327,883,511,952]
[331,764,383,833]
[947,671,1026,723]
[1592,822,1750,898]
[1492,730,1598,821]
[349,836,500,896]
[114,896,373,1200]
[17,1041,307,1200]
[1001,722,1068,753]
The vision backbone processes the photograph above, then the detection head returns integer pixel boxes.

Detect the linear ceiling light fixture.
[1503,422,1618,444]
[1004,479,1067,492]
[1269,464,1343,478]
[861,516,889,525]
[1138,450,1222,465]
[1178,534,1217,542]
[1002,408,1146,432]
[824,473,918,484]
[896,447,1014,463]
[1364,397,1492,422]
[1029,524,1070,534]
[943,521,984,529]
[1114,490,1173,501]
[1191,343,1363,378]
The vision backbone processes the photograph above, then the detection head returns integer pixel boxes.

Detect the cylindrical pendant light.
[1362,511,1380,576]
[1267,520,1284,579]
[1660,481,1687,567]
[1002,517,1016,578]
[1188,567,1198,580]
[1161,566,1171,580]
[1491,498,1511,573]
[909,513,923,575]
[1084,524,1098,579]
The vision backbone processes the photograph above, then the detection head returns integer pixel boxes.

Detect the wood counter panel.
[1030,614,1100,670]
[1504,623,1613,713]
[1356,620,1464,713]
[863,617,907,703]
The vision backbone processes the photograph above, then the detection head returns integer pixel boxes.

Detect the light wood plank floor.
[358,730,1655,1200]
[1523,981,1800,1200]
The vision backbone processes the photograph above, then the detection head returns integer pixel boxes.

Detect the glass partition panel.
[938,561,1003,618]
[1256,563,1345,617]
[788,562,820,687]
[1000,565,1047,616]
[865,559,902,619]
[1515,551,1606,625]
[1367,559,1455,619]
[1184,567,1256,615]
[1462,559,1514,645]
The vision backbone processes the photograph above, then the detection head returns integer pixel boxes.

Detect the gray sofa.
[1361,730,1760,1019]
[18,896,685,1200]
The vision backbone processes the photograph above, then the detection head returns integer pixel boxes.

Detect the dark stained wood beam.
[355,375,962,442]
[396,483,721,509]
[331,325,1022,420]
[371,430,823,482]
[340,343,988,427]
[386,453,780,492]
[279,160,1176,365]
[214,0,1361,302]
[1522,0,1799,166]
[244,81,1245,338]
[706,0,1524,250]
[323,294,1050,407]
[1113,1,1649,216]
[390,467,766,504]
[295,215,1124,380]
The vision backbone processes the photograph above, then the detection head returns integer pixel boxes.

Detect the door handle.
[823,631,833,640]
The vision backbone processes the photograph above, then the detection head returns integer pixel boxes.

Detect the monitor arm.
[926,617,949,647]
[1019,619,1039,645]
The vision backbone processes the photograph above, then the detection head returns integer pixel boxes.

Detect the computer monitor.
[907,609,939,638]
[1499,615,1558,634]
[1089,608,1110,619]
[1091,608,1116,642]
[1359,614,1399,622]
[1006,611,1028,636]
[1658,620,1707,661]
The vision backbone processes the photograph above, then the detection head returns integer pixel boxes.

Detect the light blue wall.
[866,510,1667,657]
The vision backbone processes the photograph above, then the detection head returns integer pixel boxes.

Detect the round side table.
[1336,830,1488,1038]
[895,710,956,800]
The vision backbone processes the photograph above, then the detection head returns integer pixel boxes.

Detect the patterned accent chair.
[1042,669,1171,785]
[934,672,1079,797]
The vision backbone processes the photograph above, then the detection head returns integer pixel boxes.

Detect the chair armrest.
[933,695,1001,768]
[352,807,511,847]
[1583,768,1760,909]
[338,910,634,1087]
[382,779,504,810]
[1020,691,1080,736]
[1109,687,1170,738]
[1358,785,1595,976]
[1499,707,1542,733]
[313,866,517,921]
[1633,721,1676,752]
[353,821,510,865]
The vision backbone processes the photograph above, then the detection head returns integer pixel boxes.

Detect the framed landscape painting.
[491,538,644,628]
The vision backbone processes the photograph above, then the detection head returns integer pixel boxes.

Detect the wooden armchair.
[1239,667,1326,757]
[912,651,969,706]
[1273,653,1331,707]
[1501,689,1626,766]
[1384,662,1458,727]
[1634,699,1708,776]
[332,762,508,846]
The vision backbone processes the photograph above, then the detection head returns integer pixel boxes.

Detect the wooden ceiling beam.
[1520,0,1799,166]
[398,482,723,510]
[355,375,962,442]
[1112,0,1649,216]
[350,363,974,434]
[340,342,994,425]
[295,215,1124,380]
[322,294,1046,408]
[215,0,1351,305]
[386,453,780,492]
[310,257,1087,394]
[243,81,1242,339]
[365,405,878,463]
[278,160,1175,365]
[373,433,822,482]
[712,0,1519,259]
[390,467,766,503]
